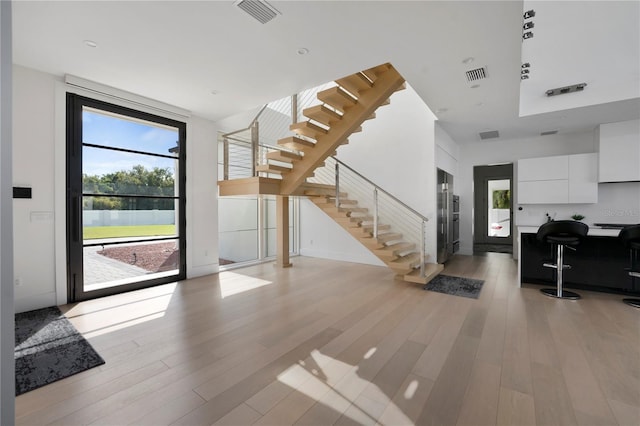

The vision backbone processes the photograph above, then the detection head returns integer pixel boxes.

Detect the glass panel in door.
[487,179,511,238]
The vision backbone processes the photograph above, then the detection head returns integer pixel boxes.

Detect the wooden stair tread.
[322,206,368,215]
[389,252,421,267]
[360,223,391,232]
[303,189,346,197]
[316,86,357,112]
[266,150,302,163]
[362,63,392,82]
[290,121,328,140]
[335,215,373,224]
[375,242,416,256]
[376,232,402,244]
[277,136,315,151]
[360,223,391,231]
[335,72,373,97]
[403,263,444,284]
[303,105,342,127]
[255,164,291,174]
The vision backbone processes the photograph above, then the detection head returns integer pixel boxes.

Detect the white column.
[0,0,15,423]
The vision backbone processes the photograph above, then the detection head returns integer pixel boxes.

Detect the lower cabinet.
[520,233,633,293]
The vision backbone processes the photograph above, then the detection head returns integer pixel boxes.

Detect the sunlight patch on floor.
[65,291,174,338]
[277,349,415,425]
[219,272,273,299]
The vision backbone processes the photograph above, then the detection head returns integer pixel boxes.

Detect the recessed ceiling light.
[297,47,309,55]
[470,84,480,89]
[462,57,474,64]
[84,40,98,48]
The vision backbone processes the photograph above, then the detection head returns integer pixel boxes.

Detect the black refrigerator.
[437,169,459,263]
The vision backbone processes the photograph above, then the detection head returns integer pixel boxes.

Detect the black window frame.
[66,93,187,302]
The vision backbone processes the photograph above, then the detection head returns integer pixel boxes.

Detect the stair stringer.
[306,192,443,285]
[279,65,406,195]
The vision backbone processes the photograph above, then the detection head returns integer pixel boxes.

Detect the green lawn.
[83,225,176,240]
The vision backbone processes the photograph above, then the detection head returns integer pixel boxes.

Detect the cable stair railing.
[219,80,336,180]
[305,156,443,284]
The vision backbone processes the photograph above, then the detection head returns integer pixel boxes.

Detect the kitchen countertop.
[518,225,620,237]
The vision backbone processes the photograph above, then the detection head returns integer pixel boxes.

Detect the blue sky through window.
[82,109,179,177]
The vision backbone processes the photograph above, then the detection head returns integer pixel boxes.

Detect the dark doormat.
[423,275,484,299]
[15,306,105,395]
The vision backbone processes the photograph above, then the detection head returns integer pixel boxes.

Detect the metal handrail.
[220,104,268,139]
[331,156,428,222]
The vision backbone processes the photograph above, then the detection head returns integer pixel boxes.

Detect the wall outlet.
[14,277,21,286]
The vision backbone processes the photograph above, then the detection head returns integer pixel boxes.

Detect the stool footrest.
[543,263,571,270]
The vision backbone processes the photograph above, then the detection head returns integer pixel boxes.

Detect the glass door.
[473,164,513,250]
[67,94,186,302]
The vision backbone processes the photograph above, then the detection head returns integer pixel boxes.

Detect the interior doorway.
[473,164,513,254]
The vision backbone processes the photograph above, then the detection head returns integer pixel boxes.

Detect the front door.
[66,94,186,302]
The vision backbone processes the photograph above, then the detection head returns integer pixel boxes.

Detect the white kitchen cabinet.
[518,153,598,204]
[518,155,568,181]
[569,153,598,203]
[598,119,640,183]
[519,180,569,204]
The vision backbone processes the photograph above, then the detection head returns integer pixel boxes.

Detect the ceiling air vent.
[479,130,500,140]
[465,67,488,82]
[540,130,558,136]
[234,0,280,24]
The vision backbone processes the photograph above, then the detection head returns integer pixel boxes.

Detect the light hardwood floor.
[15,254,640,425]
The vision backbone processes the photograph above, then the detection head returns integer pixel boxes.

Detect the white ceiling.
[12,0,640,143]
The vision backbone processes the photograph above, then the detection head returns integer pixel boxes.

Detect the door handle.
[72,196,80,242]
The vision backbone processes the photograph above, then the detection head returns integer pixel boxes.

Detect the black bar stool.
[536,220,589,299]
[619,224,640,308]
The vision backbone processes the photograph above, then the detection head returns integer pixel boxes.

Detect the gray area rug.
[15,306,105,395]
[423,275,484,299]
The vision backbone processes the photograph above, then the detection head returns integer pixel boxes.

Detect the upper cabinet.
[518,153,598,204]
[598,119,640,183]
[569,153,598,203]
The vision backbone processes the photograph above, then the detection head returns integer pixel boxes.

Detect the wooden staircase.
[219,63,406,197]
[305,186,443,285]
[218,62,443,285]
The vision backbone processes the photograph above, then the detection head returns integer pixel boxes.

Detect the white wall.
[185,115,219,279]
[457,129,640,255]
[300,84,440,265]
[0,1,15,421]
[12,65,218,312]
[13,65,57,312]
[435,122,459,179]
